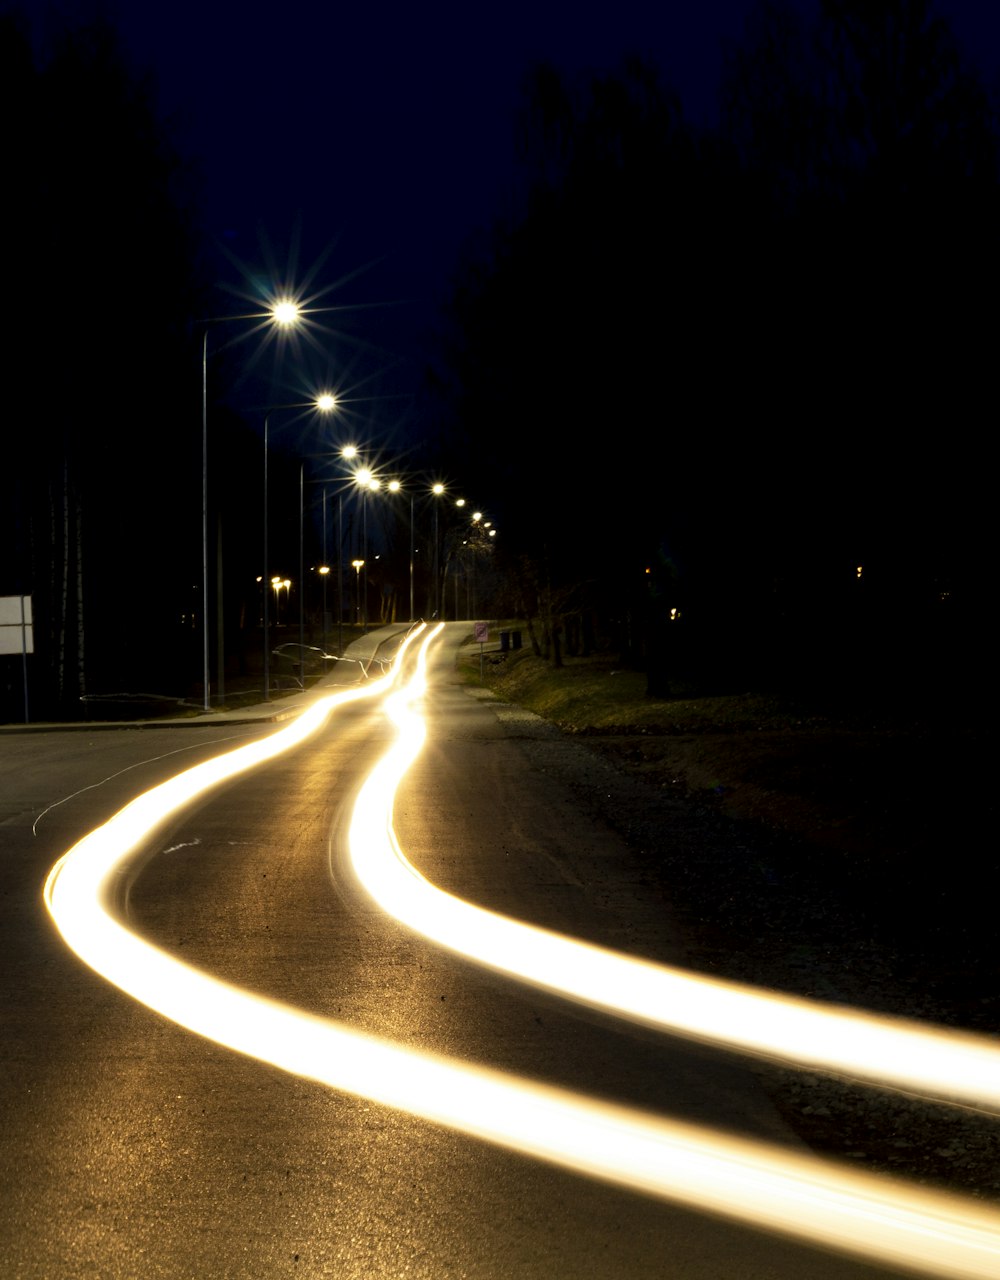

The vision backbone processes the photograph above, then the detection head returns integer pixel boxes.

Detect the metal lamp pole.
[262,394,338,699]
[200,302,309,710]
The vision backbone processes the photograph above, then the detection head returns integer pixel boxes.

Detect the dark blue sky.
[117,1,771,415]
[28,0,1000,436]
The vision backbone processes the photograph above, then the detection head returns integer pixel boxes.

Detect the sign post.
[0,596,33,723]
[473,620,489,680]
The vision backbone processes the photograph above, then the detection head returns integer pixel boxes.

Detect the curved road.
[1,625,989,1278]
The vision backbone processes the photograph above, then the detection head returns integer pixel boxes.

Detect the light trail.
[350,628,1000,1116]
[43,624,1000,1279]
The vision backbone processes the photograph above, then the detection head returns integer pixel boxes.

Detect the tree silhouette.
[0,11,202,718]
[720,0,998,694]
[430,3,997,702]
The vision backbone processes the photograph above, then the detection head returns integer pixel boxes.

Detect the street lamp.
[271,577,290,624]
[385,479,416,623]
[351,560,364,622]
[199,298,302,711]
[432,482,445,618]
[309,443,362,658]
[262,393,338,700]
[318,564,330,656]
[353,467,382,634]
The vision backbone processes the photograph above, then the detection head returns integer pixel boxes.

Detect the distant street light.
[352,559,365,623]
[271,576,290,625]
[385,479,415,623]
[351,467,383,634]
[318,564,330,656]
[432,482,445,618]
[309,443,363,658]
[262,393,338,700]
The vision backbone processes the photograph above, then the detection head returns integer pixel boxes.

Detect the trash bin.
[511,630,522,650]
[499,630,510,652]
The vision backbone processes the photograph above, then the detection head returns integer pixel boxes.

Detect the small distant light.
[432,483,445,496]
[389,480,401,492]
[456,498,466,508]
[318,566,330,576]
[342,445,358,460]
[856,565,863,580]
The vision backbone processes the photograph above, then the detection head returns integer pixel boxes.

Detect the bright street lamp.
[263,393,338,700]
[385,479,415,622]
[271,576,290,625]
[353,469,382,634]
[199,299,307,711]
[431,482,446,618]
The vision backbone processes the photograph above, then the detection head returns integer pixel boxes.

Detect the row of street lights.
[200,296,497,706]
[266,453,496,680]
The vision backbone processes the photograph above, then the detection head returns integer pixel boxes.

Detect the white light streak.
[43,624,1000,1279]
[349,630,1000,1116]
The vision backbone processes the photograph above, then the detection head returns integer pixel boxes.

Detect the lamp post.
[319,486,331,656]
[272,577,289,624]
[199,299,304,710]
[432,482,445,618]
[386,479,414,623]
[262,393,337,700]
[352,560,364,622]
[338,445,358,655]
[354,468,381,634]
[319,562,330,654]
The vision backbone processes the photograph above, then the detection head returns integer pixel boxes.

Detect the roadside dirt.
[463,646,1000,1201]
[578,722,1000,1201]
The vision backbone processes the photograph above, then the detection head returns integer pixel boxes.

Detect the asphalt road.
[0,626,932,1278]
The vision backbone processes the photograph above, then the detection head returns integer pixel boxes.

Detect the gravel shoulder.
[456,644,1000,1203]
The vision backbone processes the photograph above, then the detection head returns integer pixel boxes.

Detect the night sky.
[7,0,999,713]
[24,0,1000,433]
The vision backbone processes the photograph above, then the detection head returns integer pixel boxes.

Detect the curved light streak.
[350,628,1000,1116]
[43,625,1000,1279]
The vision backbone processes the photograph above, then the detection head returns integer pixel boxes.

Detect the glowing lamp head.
[271,300,301,327]
[316,394,337,412]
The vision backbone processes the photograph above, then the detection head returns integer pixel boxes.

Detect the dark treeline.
[430,0,996,703]
[0,10,204,717]
[2,0,994,717]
